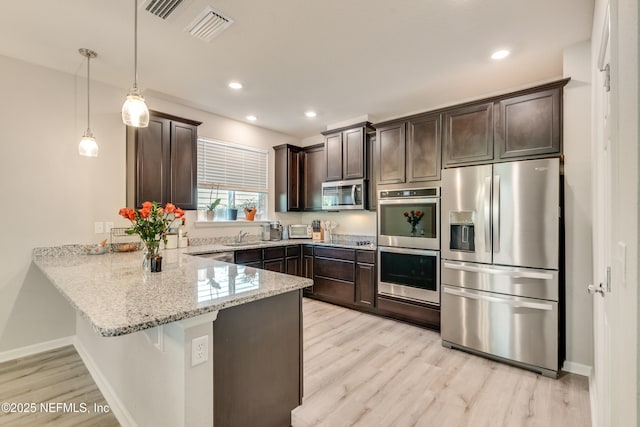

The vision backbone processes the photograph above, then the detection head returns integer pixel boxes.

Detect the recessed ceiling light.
[305,111,317,118]
[246,115,257,121]
[228,81,243,89]
[491,49,510,60]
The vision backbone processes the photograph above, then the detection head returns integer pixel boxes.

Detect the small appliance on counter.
[269,221,283,241]
[289,224,312,239]
[261,224,271,241]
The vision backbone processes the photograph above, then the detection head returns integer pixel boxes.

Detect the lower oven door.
[377,246,440,305]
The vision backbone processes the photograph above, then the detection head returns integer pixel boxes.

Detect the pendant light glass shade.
[79,131,99,157]
[122,0,149,127]
[78,48,98,157]
[122,87,149,127]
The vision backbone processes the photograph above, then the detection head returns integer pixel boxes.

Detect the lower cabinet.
[313,247,355,306]
[355,250,376,308]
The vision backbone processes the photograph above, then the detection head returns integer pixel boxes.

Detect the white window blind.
[197,138,268,193]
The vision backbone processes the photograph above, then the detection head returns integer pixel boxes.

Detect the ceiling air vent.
[186,6,234,42]
[145,0,185,20]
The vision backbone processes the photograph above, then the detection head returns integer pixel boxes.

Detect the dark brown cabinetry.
[375,114,441,187]
[285,245,301,276]
[128,111,201,210]
[313,247,355,305]
[442,79,568,167]
[302,245,314,296]
[321,123,372,182]
[302,144,325,211]
[274,143,325,212]
[443,102,494,167]
[355,250,376,308]
[495,87,562,159]
[274,144,302,212]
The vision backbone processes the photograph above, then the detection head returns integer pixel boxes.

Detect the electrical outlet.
[191,335,208,366]
[105,222,114,233]
[94,222,104,234]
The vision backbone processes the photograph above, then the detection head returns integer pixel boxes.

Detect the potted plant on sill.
[242,199,257,221]
[227,204,238,220]
[206,184,221,221]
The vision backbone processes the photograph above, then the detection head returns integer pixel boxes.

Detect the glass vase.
[142,239,163,272]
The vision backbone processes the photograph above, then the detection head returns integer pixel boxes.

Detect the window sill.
[194,220,271,228]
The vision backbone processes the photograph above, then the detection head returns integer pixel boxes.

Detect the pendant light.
[122,0,149,127]
[78,48,99,157]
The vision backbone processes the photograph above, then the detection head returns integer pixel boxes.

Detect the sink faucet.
[235,230,248,243]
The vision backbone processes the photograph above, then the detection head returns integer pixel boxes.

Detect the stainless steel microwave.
[322,179,366,210]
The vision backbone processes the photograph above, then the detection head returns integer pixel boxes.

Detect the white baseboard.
[562,360,593,377]
[0,336,74,363]
[73,337,137,427]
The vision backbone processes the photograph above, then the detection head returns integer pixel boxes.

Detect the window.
[197,137,268,218]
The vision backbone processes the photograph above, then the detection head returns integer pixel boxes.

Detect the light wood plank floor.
[0,300,591,427]
[292,298,591,427]
[0,345,119,426]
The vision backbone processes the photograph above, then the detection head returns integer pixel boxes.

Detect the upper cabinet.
[495,87,561,159]
[442,79,568,168]
[321,123,372,182]
[375,113,442,186]
[127,111,201,210]
[274,143,326,212]
[443,102,494,167]
[302,144,325,211]
[274,144,302,212]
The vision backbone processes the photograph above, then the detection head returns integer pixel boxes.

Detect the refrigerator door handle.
[442,262,554,280]
[443,287,554,311]
[493,175,500,253]
[484,176,492,253]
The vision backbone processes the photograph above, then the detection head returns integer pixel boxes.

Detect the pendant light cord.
[133,0,138,90]
[87,53,91,131]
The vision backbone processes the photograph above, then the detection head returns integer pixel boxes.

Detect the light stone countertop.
[33,248,313,337]
[185,239,376,255]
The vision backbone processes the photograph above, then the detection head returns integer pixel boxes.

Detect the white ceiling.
[0,0,594,138]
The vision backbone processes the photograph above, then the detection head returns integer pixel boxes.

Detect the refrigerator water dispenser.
[449,211,475,252]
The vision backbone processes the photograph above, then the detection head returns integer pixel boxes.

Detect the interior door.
[592,5,612,426]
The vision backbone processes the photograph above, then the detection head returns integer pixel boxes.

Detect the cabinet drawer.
[286,245,300,257]
[314,257,354,282]
[303,245,314,256]
[263,247,285,260]
[356,250,375,264]
[313,277,354,303]
[235,249,262,264]
[263,259,285,273]
[377,296,440,329]
[314,247,355,261]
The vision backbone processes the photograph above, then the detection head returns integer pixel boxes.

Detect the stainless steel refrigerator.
[440,157,562,377]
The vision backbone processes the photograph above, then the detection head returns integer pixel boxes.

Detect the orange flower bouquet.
[119,201,184,271]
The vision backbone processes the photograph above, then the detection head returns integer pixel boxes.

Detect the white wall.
[562,41,595,368]
[0,54,298,353]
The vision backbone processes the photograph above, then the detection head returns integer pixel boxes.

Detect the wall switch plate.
[105,222,114,233]
[94,222,104,234]
[191,335,208,366]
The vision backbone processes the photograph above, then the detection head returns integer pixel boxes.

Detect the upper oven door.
[378,197,440,250]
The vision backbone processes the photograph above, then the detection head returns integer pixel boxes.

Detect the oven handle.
[442,262,554,280]
[378,197,440,206]
[443,287,553,311]
[379,246,440,257]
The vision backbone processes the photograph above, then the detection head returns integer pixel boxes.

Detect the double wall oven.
[377,187,440,305]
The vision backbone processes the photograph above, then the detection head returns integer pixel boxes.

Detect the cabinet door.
[407,114,441,182]
[495,88,561,160]
[342,127,365,180]
[324,132,343,181]
[288,149,302,211]
[443,102,494,167]
[274,145,301,212]
[170,121,198,210]
[136,116,170,206]
[355,263,375,308]
[263,259,285,273]
[377,123,406,184]
[303,144,324,211]
[368,135,377,211]
[286,257,300,276]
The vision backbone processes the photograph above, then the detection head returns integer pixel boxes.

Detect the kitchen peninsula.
[33,246,312,427]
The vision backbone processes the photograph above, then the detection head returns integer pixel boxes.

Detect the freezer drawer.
[442,260,558,301]
[441,285,558,375]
